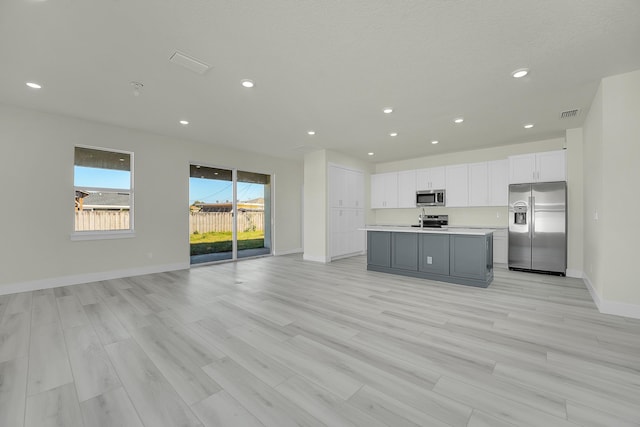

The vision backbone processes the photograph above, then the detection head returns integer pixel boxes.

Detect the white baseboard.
[599,299,640,320]
[566,268,583,279]
[273,248,303,256]
[583,274,602,308]
[330,251,366,262]
[583,273,640,320]
[302,254,329,263]
[0,262,189,296]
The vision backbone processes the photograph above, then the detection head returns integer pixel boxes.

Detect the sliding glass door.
[237,170,271,259]
[189,164,271,264]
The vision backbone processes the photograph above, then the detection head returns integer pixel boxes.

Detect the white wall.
[601,69,640,306]
[0,104,303,292]
[565,128,584,277]
[583,84,604,296]
[583,68,640,317]
[303,150,328,262]
[374,138,565,173]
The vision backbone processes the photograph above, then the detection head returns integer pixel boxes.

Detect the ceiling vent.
[169,51,211,75]
[559,108,581,119]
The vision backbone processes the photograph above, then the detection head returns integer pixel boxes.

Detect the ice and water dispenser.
[513,202,528,225]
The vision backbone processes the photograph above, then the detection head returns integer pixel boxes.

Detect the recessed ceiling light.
[431,140,439,145]
[368,152,375,156]
[179,120,189,125]
[119,158,125,162]
[389,132,398,137]
[26,82,42,89]
[241,79,254,88]
[307,130,315,135]
[195,165,201,168]
[382,107,393,114]
[524,123,534,129]
[512,68,529,79]
[454,117,464,124]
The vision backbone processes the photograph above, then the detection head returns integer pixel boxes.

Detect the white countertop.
[361,225,495,236]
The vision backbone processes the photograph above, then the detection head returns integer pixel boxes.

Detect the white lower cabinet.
[331,208,365,259]
[493,228,508,265]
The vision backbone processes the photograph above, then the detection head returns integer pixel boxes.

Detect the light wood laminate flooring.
[1,254,639,426]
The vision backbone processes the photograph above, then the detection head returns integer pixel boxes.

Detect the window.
[73,146,134,238]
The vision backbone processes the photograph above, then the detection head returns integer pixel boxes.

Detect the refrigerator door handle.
[530,195,535,240]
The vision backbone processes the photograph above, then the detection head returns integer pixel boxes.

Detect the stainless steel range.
[413,214,448,228]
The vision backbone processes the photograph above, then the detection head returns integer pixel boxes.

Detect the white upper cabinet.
[347,169,365,208]
[467,160,508,207]
[468,162,489,206]
[536,150,566,182]
[416,166,446,190]
[445,164,469,207]
[329,165,346,207]
[330,165,364,208]
[397,170,417,208]
[371,172,398,208]
[487,159,509,206]
[508,150,566,184]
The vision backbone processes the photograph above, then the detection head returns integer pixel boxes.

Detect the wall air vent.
[169,51,211,75]
[559,108,581,119]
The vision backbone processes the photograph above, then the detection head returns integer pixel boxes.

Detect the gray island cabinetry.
[364,227,494,287]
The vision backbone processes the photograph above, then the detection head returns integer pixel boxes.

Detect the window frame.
[71,145,135,241]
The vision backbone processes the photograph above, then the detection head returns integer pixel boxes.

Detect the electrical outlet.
[593,210,599,221]
[427,256,433,265]
[496,211,500,219]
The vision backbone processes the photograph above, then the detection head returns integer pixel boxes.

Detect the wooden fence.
[190,211,264,234]
[74,211,264,233]
[75,211,130,231]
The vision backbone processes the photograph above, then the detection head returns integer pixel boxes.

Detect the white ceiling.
[1,0,639,163]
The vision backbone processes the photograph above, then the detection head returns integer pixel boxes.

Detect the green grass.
[190,230,265,256]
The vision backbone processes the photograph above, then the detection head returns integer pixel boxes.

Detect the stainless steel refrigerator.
[508,182,567,275]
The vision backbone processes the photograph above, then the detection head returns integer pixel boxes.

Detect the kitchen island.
[362,226,494,288]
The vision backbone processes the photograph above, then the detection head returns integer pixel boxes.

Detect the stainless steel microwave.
[416,189,445,206]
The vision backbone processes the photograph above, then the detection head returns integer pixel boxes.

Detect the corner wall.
[0,103,303,294]
[566,128,584,277]
[583,69,640,318]
[303,150,328,262]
